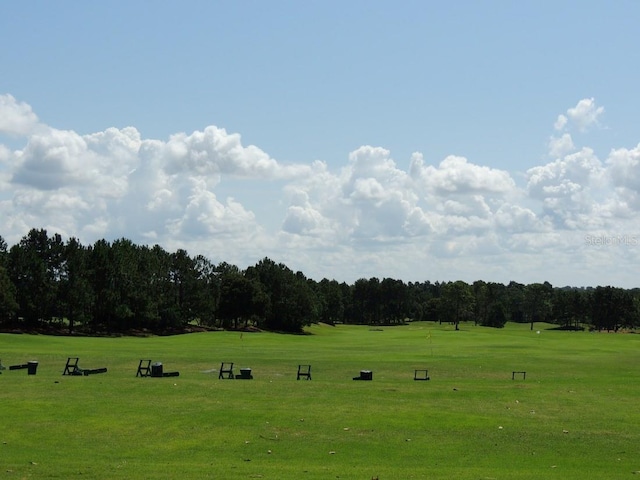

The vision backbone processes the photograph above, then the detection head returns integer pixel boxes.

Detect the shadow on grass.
[545,325,585,331]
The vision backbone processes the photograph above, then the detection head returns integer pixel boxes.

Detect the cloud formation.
[566,98,605,132]
[554,97,605,134]
[0,94,40,136]
[1,94,639,287]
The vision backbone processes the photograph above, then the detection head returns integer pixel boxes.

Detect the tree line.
[0,229,638,334]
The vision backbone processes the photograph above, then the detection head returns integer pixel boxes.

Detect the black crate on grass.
[236,368,253,380]
[151,362,164,377]
[353,370,373,381]
[27,361,38,375]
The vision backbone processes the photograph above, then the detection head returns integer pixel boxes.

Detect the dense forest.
[0,229,638,334]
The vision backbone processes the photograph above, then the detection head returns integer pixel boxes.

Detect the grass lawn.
[1,322,639,479]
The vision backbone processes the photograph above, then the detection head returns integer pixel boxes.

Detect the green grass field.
[1,322,639,479]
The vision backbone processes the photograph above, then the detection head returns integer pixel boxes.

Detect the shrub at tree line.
[0,229,638,334]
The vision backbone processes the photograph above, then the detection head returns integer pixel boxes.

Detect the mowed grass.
[1,322,639,479]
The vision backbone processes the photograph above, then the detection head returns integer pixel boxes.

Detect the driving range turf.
[1,322,639,479]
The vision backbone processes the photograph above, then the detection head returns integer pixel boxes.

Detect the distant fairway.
[1,322,639,479]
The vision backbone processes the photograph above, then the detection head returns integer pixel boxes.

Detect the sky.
[1,1,640,288]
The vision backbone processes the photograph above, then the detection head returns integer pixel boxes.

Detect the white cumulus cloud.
[1,95,640,287]
[554,114,568,131]
[566,97,604,132]
[163,126,311,180]
[410,154,516,195]
[548,133,575,158]
[605,143,640,210]
[0,94,40,136]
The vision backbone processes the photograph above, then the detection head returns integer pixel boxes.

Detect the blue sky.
[1,1,640,287]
